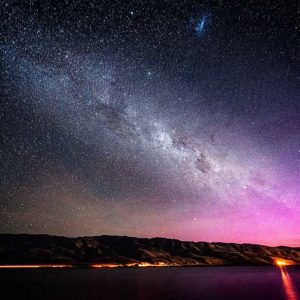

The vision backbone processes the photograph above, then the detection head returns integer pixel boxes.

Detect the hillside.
[0,234,299,267]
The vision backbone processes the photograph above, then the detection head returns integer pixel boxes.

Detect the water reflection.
[279,266,298,300]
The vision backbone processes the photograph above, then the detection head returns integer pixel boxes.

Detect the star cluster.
[1,0,299,246]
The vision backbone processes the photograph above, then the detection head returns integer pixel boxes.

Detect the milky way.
[1,0,299,246]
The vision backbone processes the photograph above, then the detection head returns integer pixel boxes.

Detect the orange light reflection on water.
[279,265,298,300]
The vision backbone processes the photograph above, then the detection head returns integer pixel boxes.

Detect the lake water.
[1,266,299,300]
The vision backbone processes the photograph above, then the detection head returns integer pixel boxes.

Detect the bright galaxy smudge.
[195,15,209,35]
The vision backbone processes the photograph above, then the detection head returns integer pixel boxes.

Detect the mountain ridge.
[0,234,299,266]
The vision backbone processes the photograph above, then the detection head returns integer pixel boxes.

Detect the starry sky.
[1,0,299,246]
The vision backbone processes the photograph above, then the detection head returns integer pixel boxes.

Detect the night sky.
[1,0,299,246]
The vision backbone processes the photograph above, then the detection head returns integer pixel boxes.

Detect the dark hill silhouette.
[0,234,299,266]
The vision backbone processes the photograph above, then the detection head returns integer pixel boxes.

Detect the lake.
[0,266,299,300]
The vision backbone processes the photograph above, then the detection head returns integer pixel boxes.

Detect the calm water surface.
[1,266,299,300]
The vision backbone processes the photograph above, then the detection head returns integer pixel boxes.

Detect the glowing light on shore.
[274,258,295,267]
[0,265,72,268]
[138,262,168,267]
[277,260,288,266]
[0,262,172,269]
[92,262,169,268]
[91,264,120,268]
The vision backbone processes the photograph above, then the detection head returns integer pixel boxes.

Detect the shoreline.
[1,264,299,269]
